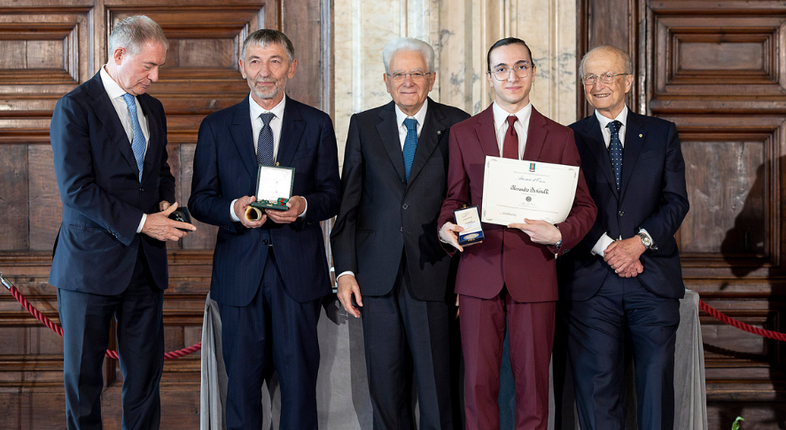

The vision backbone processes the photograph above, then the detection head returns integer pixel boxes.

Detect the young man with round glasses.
[438,37,596,430]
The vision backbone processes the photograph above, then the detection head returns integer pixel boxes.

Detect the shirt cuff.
[336,271,355,280]
[591,233,615,257]
[230,199,241,222]
[298,196,308,218]
[136,214,147,234]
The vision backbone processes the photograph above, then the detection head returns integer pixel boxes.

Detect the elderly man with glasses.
[437,37,596,430]
[557,45,690,430]
[331,37,469,430]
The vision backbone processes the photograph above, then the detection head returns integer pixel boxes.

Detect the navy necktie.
[607,120,623,190]
[403,118,418,182]
[258,113,275,165]
[122,93,146,182]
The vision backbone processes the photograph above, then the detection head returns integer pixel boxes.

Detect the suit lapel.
[137,95,159,182]
[87,73,139,175]
[475,105,499,158]
[229,96,258,179]
[277,97,305,168]
[620,111,645,199]
[582,114,619,197]
[407,99,446,184]
[522,107,547,161]
[376,102,407,183]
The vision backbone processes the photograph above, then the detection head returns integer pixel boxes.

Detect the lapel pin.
[639,134,643,138]
[437,130,442,135]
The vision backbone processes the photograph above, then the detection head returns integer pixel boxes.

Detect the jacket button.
[140,188,145,192]
[618,210,624,217]
[402,204,408,209]
[262,239,269,245]
[400,227,403,232]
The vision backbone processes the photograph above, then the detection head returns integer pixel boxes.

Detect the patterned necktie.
[402,118,418,182]
[122,93,146,182]
[258,113,275,165]
[503,116,518,159]
[607,120,624,190]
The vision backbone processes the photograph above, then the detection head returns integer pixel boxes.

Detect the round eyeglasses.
[582,72,630,85]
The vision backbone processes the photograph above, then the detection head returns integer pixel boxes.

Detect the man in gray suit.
[331,37,470,430]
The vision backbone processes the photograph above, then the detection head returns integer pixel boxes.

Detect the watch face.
[639,234,651,247]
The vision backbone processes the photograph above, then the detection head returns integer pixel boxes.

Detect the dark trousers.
[57,250,164,430]
[562,275,680,430]
[360,258,453,430]
[218,248,322,430]
[459,289,555,430]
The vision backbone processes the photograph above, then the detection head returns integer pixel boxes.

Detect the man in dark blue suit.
[49,16,196,430]
[331,37,469,430]
[557,45,690,430]
[188,29,340,430]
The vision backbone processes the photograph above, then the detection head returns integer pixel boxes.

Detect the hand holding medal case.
[453,205,484,246]
[245,165,295,221]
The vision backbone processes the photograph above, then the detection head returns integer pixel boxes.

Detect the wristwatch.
[637,232,652,249]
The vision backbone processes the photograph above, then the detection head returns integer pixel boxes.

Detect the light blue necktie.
[122,93,146,182]
[403,118,418,182]
[258,113,275,166]
[607,120,623,190]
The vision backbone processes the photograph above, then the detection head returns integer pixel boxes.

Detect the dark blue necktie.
[122,93,146,182]
[258,113,275,165]
[607,120,623,190]
[403,118,418,182]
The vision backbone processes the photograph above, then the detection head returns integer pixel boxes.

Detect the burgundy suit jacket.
[438,105,597,302]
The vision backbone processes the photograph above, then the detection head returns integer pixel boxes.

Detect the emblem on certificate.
[245,164,295,221]
[481,156,579,226]
[453,205,484,246]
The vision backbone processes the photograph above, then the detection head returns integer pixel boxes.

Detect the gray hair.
[241,29,295,63]
[107,15,168,59]
[579,45,632,78]
[382,37,435,73]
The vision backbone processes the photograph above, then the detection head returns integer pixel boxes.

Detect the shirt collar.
[250,94,287,121]
[492,101,532,131]
[100,65,128,100]
[595,105,629,130]
[394,98,429,128]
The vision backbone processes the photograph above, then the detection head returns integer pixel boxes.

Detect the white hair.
[107,15,168,59]
[382,37,435,73]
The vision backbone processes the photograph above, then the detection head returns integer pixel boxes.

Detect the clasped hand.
[604,237,645,278]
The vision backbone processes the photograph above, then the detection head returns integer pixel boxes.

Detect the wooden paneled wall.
[580,0,786,428]
[0,0,329,428]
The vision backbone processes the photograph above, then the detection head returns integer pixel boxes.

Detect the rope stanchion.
[698,299,786,342]
[1,272,201,360]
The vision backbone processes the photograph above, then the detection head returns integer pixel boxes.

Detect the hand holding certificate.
[481,156,579,226]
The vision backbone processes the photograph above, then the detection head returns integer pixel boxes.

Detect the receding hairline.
[580,45,632,77]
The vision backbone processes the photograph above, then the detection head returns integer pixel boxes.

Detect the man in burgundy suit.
[438,38,596,430]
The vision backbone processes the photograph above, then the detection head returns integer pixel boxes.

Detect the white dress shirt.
[492,101,532,160]
[394,99,428,148]
[100,66,151,233]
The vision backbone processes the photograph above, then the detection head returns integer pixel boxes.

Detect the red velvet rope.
[698,299,786,342]
[6,284,201,360]
[4,274,784,353]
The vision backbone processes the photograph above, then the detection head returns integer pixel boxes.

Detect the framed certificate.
[481,156,579,226]
[250,164,294,211]
[453,206,484,246]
